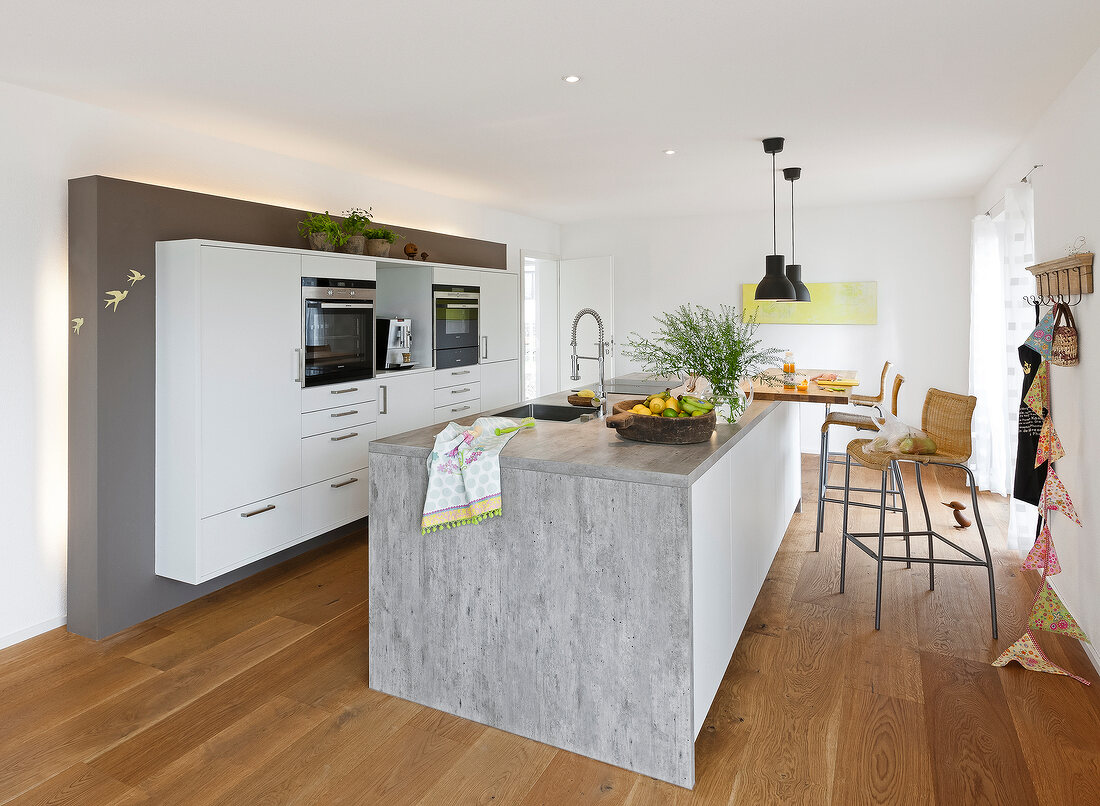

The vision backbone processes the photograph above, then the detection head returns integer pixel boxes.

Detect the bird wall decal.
[127,269,146,286]
[72,317,84,334]
[103,289,128,311]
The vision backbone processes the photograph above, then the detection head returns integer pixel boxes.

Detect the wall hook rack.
[1024,252,1093,306]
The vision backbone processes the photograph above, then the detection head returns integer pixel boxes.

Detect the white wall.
[0,80,560,649]
[976,46,1100,671]
[561,198,972,452]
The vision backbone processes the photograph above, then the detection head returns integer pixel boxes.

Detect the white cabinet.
[199,246,303,517]
[480,360,521,410]
[302,253,376,282]
[478,272,520,363]
[376,371,436,439]
[302,422,377,486]
[198,490,304,582]
[303,470,369,537]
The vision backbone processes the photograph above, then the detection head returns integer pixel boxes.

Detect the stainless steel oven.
[301,277,376,387]
[433,285,480,369]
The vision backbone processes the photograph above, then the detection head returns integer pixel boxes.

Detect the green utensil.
[495,417,536,436]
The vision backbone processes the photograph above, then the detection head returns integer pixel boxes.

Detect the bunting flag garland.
[992,630,1091,685]
[1028,581,1090,642]
[1039,468,1082,527]
[1023,361,1049,418]
[1035,417,1065,468]
[1022,522,1062,576]
[996,357,1091,686]
[1023,309,1057,358]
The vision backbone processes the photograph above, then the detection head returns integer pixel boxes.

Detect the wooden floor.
[3,458,1099,805]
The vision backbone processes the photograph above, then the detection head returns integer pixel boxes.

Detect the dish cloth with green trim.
[421,416,523,533]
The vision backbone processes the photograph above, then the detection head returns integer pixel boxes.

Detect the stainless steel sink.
[496,403,589,422]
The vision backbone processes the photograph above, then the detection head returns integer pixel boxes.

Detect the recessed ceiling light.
[562,75,581,84]
[663,149,677,156]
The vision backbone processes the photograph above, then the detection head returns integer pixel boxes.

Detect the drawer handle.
[452,370,470,376]
[451,387,471,394]
[330,432,359,442]
[331,387,359,395]
[452,405,471,413]
[240,504,276,518]
[331,409,359,418]
[330,477,359,489]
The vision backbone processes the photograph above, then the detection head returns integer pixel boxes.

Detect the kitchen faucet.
[569,307,607,416]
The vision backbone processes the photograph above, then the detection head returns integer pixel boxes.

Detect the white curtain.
[968,182,1036,552]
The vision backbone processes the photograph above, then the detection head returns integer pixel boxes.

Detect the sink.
[496,403,590,422]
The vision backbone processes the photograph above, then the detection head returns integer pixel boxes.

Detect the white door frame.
[520,249,561,398]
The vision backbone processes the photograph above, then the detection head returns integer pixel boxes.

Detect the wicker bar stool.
[840,388,998,638]
[815,370,906,551]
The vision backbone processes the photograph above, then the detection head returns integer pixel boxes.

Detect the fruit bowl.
[605,399,716,444]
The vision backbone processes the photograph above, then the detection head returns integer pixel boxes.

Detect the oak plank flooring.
[2,461,1100,805]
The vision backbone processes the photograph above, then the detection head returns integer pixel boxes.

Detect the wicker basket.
[1052,303,1079,367]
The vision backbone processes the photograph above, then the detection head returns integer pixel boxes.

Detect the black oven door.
[302,300,375,387]
[435,300,479,349]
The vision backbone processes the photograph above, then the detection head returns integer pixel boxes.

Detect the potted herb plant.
[623,304,783,422]
[297,212,347,252]
[339,207,373,254]
[365,227,400,258]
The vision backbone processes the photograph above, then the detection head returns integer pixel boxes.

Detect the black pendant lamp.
[783,166,811,302]
[754,137,796,301]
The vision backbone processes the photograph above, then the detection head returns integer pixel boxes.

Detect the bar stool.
[815,369,906,551]
[840,388,998,638]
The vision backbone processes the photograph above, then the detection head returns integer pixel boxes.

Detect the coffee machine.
[376,318,417,370]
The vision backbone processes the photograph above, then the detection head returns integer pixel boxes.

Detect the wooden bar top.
[751,368,860,405]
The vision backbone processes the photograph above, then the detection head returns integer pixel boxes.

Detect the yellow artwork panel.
[741,281,877,324]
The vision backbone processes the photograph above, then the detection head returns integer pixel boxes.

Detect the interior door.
[200,246,302,517]
[558,256,614,392]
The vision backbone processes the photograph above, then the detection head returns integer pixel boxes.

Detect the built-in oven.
[433,284,480,369]
[301,277,376,387]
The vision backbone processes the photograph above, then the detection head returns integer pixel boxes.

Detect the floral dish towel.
[421,416,525,533]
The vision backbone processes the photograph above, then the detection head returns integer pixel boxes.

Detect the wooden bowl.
[567,394,599,408]
[605,399,716,444]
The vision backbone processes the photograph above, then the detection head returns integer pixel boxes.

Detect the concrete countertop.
[369,387,783,488]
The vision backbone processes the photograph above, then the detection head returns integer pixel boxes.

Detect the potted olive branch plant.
[623,304,784,422]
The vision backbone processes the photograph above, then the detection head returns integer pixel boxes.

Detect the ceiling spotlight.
[663,149,677,156]
[562,75,582,84]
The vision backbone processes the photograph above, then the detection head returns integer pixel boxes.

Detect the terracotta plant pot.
[366,239,392,258]
[340,235,366,255]
[307,232,337,252]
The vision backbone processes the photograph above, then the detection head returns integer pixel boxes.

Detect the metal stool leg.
[892,460,911,569]
[840,453,851,593]
[914,463,934,591]
[874,468,888,630]
[816,427,829,551]
[964,466,998,640]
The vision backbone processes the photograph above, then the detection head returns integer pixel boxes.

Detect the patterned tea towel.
[421,416,530,533]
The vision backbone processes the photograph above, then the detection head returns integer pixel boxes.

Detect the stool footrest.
[844,530,984,565]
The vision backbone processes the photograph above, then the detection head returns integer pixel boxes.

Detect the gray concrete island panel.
[368,396,801,788]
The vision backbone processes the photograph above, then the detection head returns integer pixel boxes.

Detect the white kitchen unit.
[156,240,376,584]
[376,369,436,439]
[479,360,521,410]
[478,272,520,363]
[301,252,376,282]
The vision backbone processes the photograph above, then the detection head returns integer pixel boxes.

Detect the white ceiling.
[2,0,1099,223]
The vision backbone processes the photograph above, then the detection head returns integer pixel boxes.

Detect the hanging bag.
[1051,303,1079,367]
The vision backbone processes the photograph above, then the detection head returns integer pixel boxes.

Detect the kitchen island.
[367,391,801,788]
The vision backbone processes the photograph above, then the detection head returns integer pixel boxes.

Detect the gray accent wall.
[67,176,506,639]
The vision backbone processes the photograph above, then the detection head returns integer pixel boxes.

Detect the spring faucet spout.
[569,308,607,415]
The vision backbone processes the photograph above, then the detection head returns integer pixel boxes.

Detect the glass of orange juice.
[783,351,796,390]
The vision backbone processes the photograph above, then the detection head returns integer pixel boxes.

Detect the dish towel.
[421,416,528,533]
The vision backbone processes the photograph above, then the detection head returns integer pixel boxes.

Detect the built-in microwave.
[301,277,376,387]
[433,285,480,369]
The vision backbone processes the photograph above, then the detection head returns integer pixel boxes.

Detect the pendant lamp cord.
[790,175,795,264]
[771,152,777,254]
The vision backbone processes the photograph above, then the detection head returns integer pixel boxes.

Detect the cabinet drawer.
[434,365,481,388]
[302,423,376,486]
[434,381,481,407]
[199,490,303,581]
[434,399,481,424]
[301,399,378,437]
[303,468,369,536]
[302,381,377,413]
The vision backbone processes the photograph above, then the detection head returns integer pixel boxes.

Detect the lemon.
[577,389,595,398]
[665,396,681,413]
[631,404,650,415]
[648,398,665,414]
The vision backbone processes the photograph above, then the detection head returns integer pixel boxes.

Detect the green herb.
[341,207,373,236]
[364,227,400,243]
[623,304,784,421]
[296,212,348,246]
